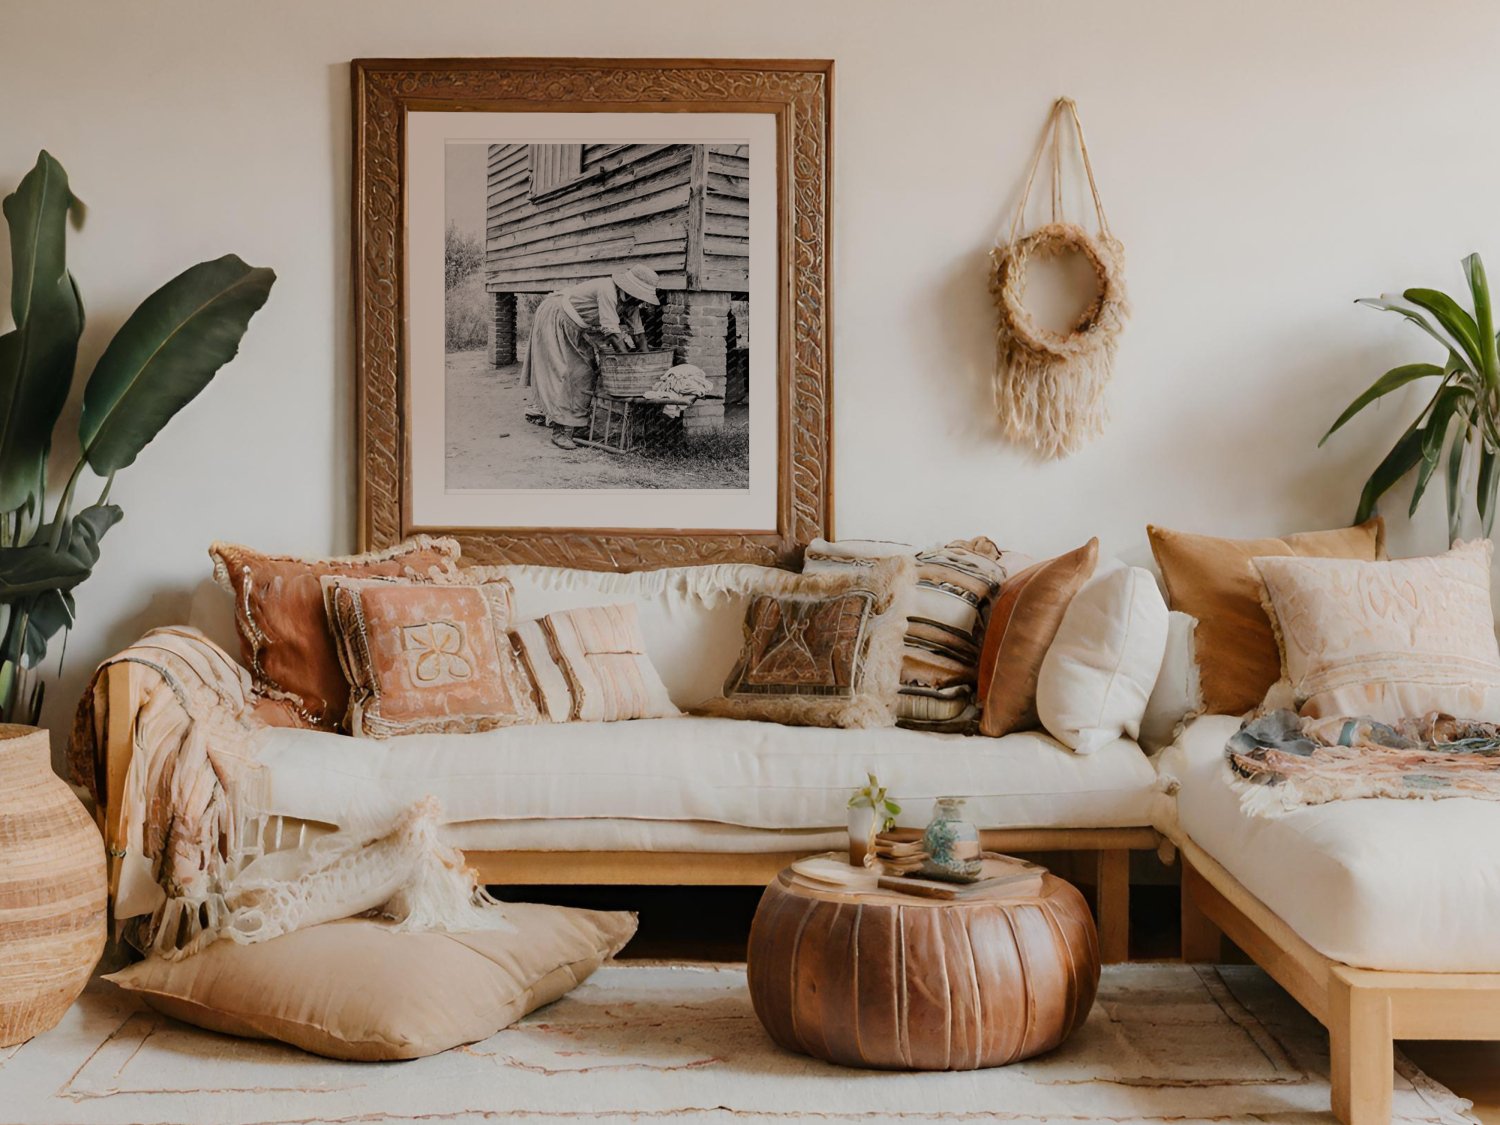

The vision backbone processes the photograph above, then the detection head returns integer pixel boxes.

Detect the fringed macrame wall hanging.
[991,97,1129,460]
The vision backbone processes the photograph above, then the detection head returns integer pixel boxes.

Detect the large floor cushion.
[1159,715,1500,972]
[249,717,1159,834]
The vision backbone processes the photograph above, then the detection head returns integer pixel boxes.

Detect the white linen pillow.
[1138,611,1202,751]
[1254,540,1500,722]
[1036,564,1169,754]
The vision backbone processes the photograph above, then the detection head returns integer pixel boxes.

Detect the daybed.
[90,560,1162,964]
[1161,715,1500,1125]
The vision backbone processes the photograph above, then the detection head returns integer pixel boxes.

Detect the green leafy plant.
[1323,253,1500,543]
[847,772,901,832]
[0,151,274,724]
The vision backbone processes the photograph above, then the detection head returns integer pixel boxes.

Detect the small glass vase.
[921,797,983,882]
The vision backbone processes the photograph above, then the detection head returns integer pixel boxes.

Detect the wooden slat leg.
[1094,848,1130,964]
[1179,858,1224,963]
[1329,968,1393,1125]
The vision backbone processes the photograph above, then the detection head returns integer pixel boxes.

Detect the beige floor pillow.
[105,903,636,1061]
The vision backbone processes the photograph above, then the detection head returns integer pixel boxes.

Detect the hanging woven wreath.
[991,99,1130,460]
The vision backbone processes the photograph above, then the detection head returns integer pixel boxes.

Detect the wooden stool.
[747,862,1099,1070]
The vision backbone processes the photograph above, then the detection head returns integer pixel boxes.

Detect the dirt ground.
[444,349,749,490]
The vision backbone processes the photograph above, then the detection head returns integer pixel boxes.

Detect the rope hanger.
[989,97,1129,462]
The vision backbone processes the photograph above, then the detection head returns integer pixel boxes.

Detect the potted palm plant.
[1323,253,1500,544]
[0,149,273,1046]
[0,151,274,724]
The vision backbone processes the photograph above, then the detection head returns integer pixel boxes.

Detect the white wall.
[2,0,1496,743]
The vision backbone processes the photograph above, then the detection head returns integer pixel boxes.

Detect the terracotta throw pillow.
[510,603,679,723]
[1147,518,1385,716]
[701,555,915,729]
[977,539,1099,738]
[322,575,539,738]
[210,537,461,729]
[105,904,637,1061]
[1255,540,1500,722]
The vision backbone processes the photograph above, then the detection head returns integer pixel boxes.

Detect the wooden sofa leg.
[1328,968,1393,1125]
[1094,848,1129,964]
[1179,858,1224,963]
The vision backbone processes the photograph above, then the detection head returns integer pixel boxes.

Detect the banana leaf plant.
[1323,253,1500,545]
[0,151,274,725]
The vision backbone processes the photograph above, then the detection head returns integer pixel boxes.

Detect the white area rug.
[0,962,1475,1124]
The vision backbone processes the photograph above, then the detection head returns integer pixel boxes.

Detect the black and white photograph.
[443,142,752,492]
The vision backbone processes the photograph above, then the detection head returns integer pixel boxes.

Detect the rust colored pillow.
[323,575,539,738]
[210,537,461,730]
[1147,518,1385,716]
[977,539,1099,738]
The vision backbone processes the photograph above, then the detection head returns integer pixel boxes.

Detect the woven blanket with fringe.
[1226,708,1500,816]
[69,627,509,960]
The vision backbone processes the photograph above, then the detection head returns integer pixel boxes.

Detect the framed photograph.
[352,58,833,569]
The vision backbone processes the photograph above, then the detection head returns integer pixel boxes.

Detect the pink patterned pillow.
[510,604,679,723]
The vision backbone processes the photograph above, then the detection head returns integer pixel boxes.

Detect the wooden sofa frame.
[99,661,1156,963]
[1179,835,1500,1125]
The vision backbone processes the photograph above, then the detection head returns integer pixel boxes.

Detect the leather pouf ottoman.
[747,866,1099,1070]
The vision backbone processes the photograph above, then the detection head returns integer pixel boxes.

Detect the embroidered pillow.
[323,575,538,738]
[210,537,461,730]
[804,538,1025,731]
[701,555,915,729]
[1147,519,1385,716]
[510,603,679,723]
[1254,540,1500,723]
[977,538,1099,738]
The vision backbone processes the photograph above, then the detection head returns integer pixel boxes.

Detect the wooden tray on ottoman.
[747,861,1100,1070]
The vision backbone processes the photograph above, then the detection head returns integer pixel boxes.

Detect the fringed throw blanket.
[70,627,509,959]
[1227,708,1500,816]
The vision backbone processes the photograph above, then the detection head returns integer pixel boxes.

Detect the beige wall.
[1,0,1496,740]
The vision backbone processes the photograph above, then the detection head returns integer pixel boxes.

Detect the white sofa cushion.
[1035,564,1168,754]
[1159,714,1500,972]
[249,716,1158,834]
[494,564,790,710]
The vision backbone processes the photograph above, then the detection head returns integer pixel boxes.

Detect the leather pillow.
[977,539,1098,738]
[210,537,461,730]
[1147,519,1385,716]
[105,904,637,1061]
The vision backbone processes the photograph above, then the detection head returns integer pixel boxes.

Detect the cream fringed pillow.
[322,575,539,738]
[105,905,637,1061]
[510,603,679,723]
[699,555,916,729]
[1254,540,1500,722]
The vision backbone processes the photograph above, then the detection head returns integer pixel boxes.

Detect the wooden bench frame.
[1179,835,1500,1125]
[100,661,1157,963]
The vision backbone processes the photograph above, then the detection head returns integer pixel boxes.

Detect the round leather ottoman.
[747,865,1100,1070]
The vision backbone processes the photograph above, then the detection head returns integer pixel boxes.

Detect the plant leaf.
[1357,295,1473,366]
[1410,387,1469,517]
[1481,447,1500,536]
[79,254,274,474]
[1355,421,1426,523]
[1404,287,1484,372]
[1463,253,1499,389]
[0,151,84,512]
[1446,414,1470,544]
[0,542,91,598]
[1320,363,1443,445]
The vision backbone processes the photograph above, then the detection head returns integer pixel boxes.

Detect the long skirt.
[522,295,597,428]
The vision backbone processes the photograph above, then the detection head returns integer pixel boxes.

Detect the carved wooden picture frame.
[352,58,833,569]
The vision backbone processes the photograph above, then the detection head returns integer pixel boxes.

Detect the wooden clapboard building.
[485,143,751,415]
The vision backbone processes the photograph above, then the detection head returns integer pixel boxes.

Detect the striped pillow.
[510,603,679,723]
[804,538,1025,731]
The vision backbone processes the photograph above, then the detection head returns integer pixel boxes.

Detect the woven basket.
[599,349,675,398]
[0,725,106,1046]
